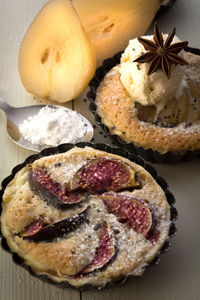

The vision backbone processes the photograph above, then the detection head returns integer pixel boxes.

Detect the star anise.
[134,23,188,79]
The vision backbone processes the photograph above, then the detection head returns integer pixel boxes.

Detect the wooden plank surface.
[82,160,200,300]
[0,1,79,300]
[0,1,200,300]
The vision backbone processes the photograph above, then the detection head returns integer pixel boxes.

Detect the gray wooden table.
[0,1,200,299]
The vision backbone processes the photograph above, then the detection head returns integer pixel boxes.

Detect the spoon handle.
[0,98,13,114]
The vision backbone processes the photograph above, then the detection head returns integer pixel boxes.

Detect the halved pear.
[72,0,160,67]
[18,0,96,103]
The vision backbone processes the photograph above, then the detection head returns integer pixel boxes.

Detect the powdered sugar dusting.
[19,106,88,146]
[3,147,171,287]
[96,51,200,154]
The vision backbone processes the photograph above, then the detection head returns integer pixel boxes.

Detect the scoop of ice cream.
[119,35,184,107]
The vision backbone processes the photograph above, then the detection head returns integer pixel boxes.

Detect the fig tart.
[88,24,200,162]
[0,144,176,288]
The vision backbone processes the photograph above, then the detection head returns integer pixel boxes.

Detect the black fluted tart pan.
[87,47,200,163]
[0,143,177,290]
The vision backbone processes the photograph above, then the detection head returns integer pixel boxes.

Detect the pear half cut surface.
[72,0,160,67]
[18,0,96,103]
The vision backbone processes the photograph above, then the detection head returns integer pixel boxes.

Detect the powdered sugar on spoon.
[0,98,94,152]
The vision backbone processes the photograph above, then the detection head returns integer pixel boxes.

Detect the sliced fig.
[23,207,88,242]
[101,193,154,237]
[26,220,45,236]
[70,158,140,193]
[146,229,160,246]
[29,168,84,209]
[80,222,116,275]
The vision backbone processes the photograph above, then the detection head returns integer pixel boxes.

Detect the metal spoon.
[0,98,94,152]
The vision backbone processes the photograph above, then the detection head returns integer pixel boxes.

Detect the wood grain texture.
[82,0,200,299]
[0,1,78,299]
[0,1,200,300]
[82,160,200,300]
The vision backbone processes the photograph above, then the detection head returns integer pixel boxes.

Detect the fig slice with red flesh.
[70,158,140,193]
[79,222,116,275]
[26,220,45,236]
[23,207,88,242]
[101,193,154,237]
[29,167,84,209]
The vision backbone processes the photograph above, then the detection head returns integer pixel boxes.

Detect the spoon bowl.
[0,98,94,152]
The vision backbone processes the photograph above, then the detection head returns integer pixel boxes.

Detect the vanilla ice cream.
[120,35,184,110]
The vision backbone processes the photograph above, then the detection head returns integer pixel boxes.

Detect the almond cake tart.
[0,144,176,288]
[89,24,200,162]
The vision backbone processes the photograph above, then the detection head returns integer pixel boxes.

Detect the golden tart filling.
[1,146,172,287]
